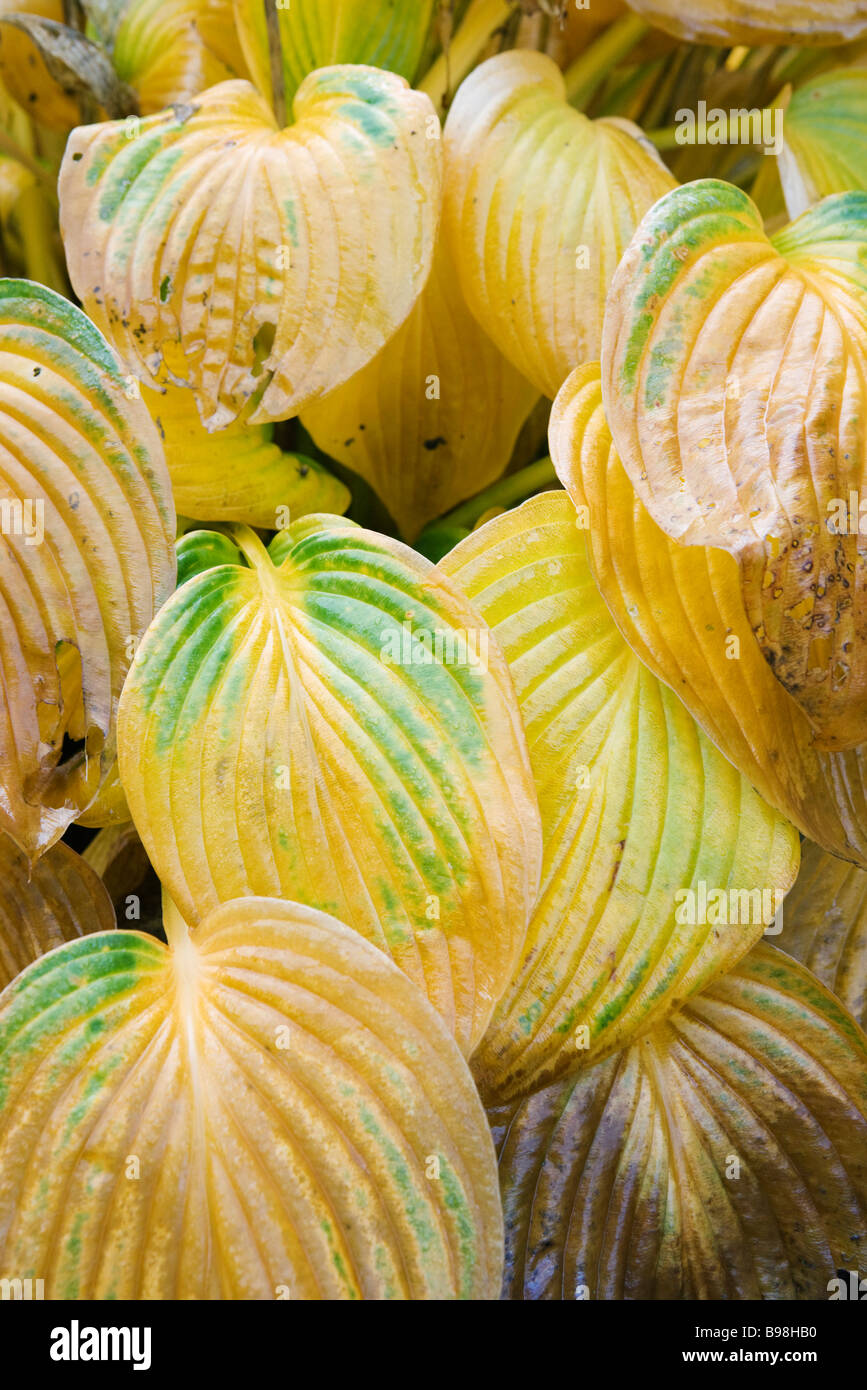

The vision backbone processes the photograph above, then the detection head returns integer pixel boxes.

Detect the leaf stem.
[564,12,649,109]
[439,455,558,530]
[264,0,287,127]
[418,0,513,114]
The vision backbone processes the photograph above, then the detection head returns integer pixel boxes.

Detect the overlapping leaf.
[778,839,867,1029]
[301,238,539,540]
[493,943,867,1299]
[777,68,867,219]
[117,517,542,1055]
[442,51,676,401]
[551,361,867,866]
[603,181,867,752]
[0,0,84,130]
[624,0,867,46]
[0,832,113,987]
[144,383,349,529]
[0,279,174,860]
[108,0,248,114]
[234,0,436,108]
[59,71,443,427]
[440,491,799,1102]
[0,896,503,1298]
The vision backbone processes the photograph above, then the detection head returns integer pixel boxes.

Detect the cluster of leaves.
[0,0,867,1301]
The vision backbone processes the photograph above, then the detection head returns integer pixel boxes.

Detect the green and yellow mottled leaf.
[624,0,867,46]
[234,0,436,109]
[603,181,867,752]
[59,71,443,427]
[0,279,174,860]
[442,50,676,401]
[551,361,867,867]
[143,383,349,529]
[778,839,867,1030]
[777,68,867,220]
[107,0,249,114]
[301,237,539,540]
[117,517,542,1055]
[0,896,503,1299]
[493,942,867,1299]
[0,832,114,988]
[440,491,799,1102]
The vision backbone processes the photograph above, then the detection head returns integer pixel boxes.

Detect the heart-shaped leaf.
[117,517,542,1055]
[144,383,350,529]
[234,0,437,108]
[440,491,799,1102]
[442,51,676,401]
[623,0,867,46]
[0,896,503,1298]
[59,71,443,427]
[778,839,867,1030]
[0,278,175,860]
[301,237,539,540]
[777,68,867,220]
[603,181,867,752]
[551,360,867,867]
[0,832,114,988]
[493,942,867,1299]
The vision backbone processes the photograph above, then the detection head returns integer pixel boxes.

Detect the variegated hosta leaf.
[439,491,799,1102]
[117,517,542,1055]
[442,51,676,401]
[109,0,248,115]
[59,72,443,427]
[551,361,867,867]
[301,238,539,540]
[778,839,867,1029]
[0,897,503,1299]
[0,832,114,988]
[624,0,867,46]
[778,69,867,220]
[493,943,867,1299]
[0,279,175,860]
[235,0,436,108]
[603,182,867,753]
[144,383,349,529]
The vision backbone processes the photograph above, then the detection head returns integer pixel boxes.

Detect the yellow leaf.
[117,518,542,1055]
[110,0,249,114]
[0,0,80,130]
[440,491,799,1101]
[301,237,539,540]
[624,0,867,46]
[551,360,867,867]
[0,832,114,988]
[493,942,867,1299]
[442,50,676,401]
[0,896,503,1298]
[778,839,867,1030]
[603,180,867,751]
[59,71,443,426]
[777,68,867,219]
[0,279,175,860]
[143,383,350,529]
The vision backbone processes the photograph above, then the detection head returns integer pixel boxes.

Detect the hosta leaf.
[0,13,136,122]
[0,833,113,988]
[109,0,249,115]
[624,0,867,46]
[778,69,867,220]
[117,517,542,1055]
[59,71,443,427]
[82,820,152,920]
[0,1,84,129]
[0,279,175,860]
[301,238,539,540]
[440,491,799,1102]
[442,51,676,401]
[144,383,349,529]
[493,942,867,1299]
[234,0,437,109]
[603,181,867,752]
[0,897,503,1299]
[551,361,867,867]
[778,839,867,1029]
